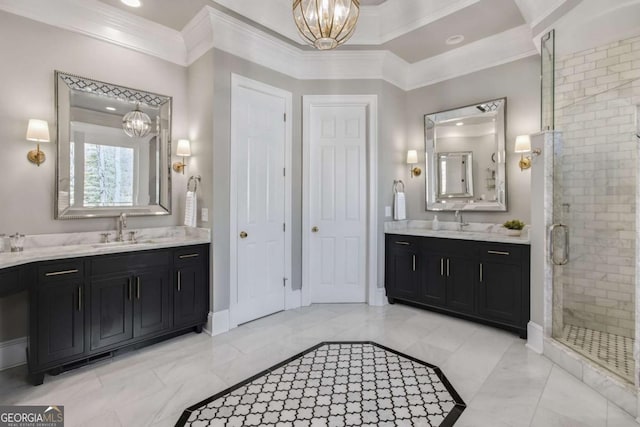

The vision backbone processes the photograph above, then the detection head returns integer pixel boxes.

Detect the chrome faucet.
[455,210,469,231]
[116,213,127,242]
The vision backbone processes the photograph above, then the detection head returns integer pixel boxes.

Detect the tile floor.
[0,303,638,427]
[558,324,634,383]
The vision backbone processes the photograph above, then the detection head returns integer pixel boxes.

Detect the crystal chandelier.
[292,0,360,50]
[122,104,152,138]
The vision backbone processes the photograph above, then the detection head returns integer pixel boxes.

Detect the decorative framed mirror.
[424,97,507,212]
[55,71,172,219]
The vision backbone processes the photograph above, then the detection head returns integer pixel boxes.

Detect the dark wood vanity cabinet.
[89,251,172,350]
[385,237,423,301]
[0,267,22,297]
[477,244,528,327]
[385,234,530,338]
[34,262,85,366]
[25,244,209,385]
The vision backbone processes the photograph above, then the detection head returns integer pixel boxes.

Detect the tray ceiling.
[95,0,531,64]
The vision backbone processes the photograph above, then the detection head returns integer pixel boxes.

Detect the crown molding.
[407,25,538,90]
[370,0,481,45]
[514,0,568,29]
[2,1,538,91]
[0,0,187,65]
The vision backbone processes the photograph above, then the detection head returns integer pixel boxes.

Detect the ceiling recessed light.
[121,0,142,7]
[456,122,464,126]
[446,35,465,45]
[106,107,116,111]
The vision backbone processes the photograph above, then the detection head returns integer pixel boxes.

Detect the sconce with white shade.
[172,139,191,174]
[407,150,422,178]
[514,134,541,171]
[26,119,50,166]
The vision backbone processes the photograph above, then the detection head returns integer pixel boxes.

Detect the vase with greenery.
[503,219,525,236]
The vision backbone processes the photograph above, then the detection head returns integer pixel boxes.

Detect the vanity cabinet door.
[385,237,421,301]
[0,267,23,297]
[420,254,447,307]
[174,263,206,328]
[445,256,476,314]
[477,246,523,325]
[133,268,171,338]
[90,274,134,350]
[36,281,85,365]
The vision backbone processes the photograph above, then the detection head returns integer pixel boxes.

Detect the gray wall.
[208,49,303,312]
[0,11,188,341]
[205,50,408,311]
[404,56,540,224]
[187,50,216,313]
[0,11,541,340]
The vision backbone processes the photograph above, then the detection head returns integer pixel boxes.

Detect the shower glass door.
[551,36,638,383]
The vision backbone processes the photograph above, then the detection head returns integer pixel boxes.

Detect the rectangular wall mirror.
[55,71,172,219]
[424,97,507,212]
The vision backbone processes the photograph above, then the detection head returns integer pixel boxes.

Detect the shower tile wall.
[555,36,640,339]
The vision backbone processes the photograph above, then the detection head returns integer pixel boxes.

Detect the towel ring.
[393,180,405,193]
[188,175,201,192]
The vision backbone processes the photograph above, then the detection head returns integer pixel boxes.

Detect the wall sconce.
[407,150,422,178]
[172,139,191,174]
[514,135,541,171]
[26,119,50,166]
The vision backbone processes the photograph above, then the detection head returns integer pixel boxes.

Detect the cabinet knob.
[240,231,248,239]
[312,226,319,233]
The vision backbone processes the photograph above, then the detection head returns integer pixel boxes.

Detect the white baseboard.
[203,311,214,336]
[526,321,543,354]
[0,337,27,371]
[286,289,302,310]
[369,287,388,306]
[211,309,230,336]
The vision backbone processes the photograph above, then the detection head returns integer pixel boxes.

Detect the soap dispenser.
[432,215,440,231]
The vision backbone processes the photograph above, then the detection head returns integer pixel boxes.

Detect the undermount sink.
[90,240,155,249]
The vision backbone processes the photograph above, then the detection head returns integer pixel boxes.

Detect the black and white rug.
[176,342,465,427]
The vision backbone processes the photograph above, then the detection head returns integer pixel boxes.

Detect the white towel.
[184,191,197,227]
[394,192,406,221]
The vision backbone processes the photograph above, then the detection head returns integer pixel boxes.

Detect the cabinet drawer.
[0,268,22,297]
[479,243,523,263]
[37,260,84,283]
[386,235,422,248]
[174,245,208,265]
[91,250,171,276]
[423,237,476,256]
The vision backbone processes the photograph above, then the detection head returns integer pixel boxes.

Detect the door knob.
[312,226,319,233]
[240,231,248,239]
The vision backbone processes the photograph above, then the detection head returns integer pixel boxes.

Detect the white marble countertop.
[0,226,211,270]
[385,220,531,245]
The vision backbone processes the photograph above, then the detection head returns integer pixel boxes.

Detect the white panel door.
[309,105,367,303]
[234,85,286,324]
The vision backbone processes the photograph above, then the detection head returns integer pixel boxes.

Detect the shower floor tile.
[558,325,634,383]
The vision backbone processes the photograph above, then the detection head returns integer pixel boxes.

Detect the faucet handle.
[101,232,111,243]
[128,231,138,243]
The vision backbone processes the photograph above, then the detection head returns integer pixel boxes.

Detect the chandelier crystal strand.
[293,0,360,50]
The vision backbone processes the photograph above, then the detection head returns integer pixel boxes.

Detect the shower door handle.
[549,223,569,265]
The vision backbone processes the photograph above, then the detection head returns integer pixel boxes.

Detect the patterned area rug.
[176,342,465,427]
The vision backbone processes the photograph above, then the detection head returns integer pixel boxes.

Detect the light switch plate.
[201,208,209,222]
[385,206,392,217]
